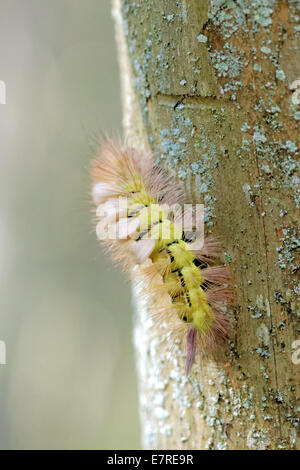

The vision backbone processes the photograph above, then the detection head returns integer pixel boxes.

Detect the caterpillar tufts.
[91,138,232,374]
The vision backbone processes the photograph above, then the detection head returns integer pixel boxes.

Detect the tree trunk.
[113,0,300,450]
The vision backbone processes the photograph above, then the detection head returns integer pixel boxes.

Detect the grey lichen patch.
[277,228,300,273]
[276,69,286,81]
[247,427,271,449]
[192,129,220,226]
[160,125,188,168]
[209,43,248,79]
[197,33,208,43]
[224,253,233,264]
[253,127,267,146]
[261,46,272,55]
[249,306,263,319]
[292,110,300,120]
[280,155,300,208]
[255,347,271,358]
[252,1,274,28]
[241,122,251,132]
[208,0,275,40]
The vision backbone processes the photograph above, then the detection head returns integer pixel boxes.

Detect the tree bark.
[113,0,300,450]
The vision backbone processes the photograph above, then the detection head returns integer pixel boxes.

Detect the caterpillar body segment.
[91,139,231,374]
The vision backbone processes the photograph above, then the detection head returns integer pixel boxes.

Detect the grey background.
[0,0,140,449]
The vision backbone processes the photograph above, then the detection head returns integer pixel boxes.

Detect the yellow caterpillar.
[91,139,231,373]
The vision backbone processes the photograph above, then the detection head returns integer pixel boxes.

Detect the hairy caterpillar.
[91,138,231,374]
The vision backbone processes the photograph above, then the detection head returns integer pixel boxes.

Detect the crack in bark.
[156,93,234,110]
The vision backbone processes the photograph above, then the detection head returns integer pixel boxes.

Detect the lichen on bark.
[113,0,300,449]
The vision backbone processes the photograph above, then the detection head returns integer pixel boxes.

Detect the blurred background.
[0,0,140,449]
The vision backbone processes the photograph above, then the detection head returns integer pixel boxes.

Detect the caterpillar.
[91,138,231,374]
